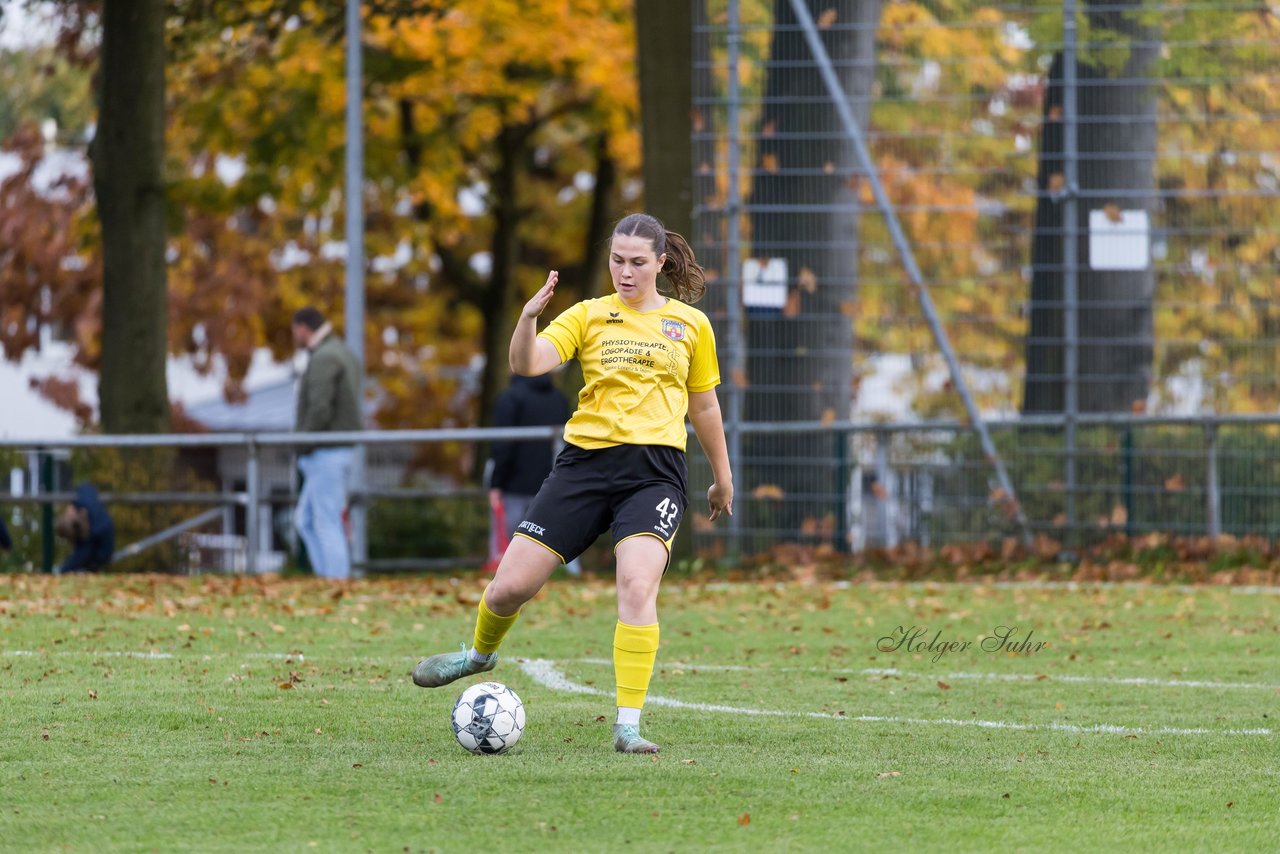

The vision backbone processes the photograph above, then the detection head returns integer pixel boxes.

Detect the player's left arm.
[688,389,734,521]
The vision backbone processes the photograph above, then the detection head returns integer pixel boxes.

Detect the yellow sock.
[473,594,520,656]
[614,621,660,709]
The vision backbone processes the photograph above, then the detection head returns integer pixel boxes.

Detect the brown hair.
[292,306,325,330]
[612,213,706,304]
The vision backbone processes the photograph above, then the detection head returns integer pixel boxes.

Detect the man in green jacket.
[292,306,362,579]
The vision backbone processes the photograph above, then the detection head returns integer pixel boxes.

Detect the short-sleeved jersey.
[538,293,720,451]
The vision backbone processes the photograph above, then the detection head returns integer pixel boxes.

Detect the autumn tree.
[0,125,99,373]
[743,0,881,535]
[8,2,638,461]
[1024,0,1158,414]
[91,0,171,433]
[636,0,693,238]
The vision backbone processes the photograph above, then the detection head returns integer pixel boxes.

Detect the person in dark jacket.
[55,483,115,573]
[485,373,575,573]
[292,306,362,579]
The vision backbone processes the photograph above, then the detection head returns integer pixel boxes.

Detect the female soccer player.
[413,213,734,754]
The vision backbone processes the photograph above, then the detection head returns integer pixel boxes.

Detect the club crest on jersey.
[661,318,686,341]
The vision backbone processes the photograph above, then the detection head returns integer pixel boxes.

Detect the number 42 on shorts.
[655,497,679,532]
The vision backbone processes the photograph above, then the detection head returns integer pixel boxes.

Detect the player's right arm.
[510,270,565,376]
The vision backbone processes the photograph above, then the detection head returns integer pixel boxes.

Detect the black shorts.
[513,443,688,564]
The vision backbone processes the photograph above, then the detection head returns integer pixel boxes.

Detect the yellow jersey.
[538,294,720,451]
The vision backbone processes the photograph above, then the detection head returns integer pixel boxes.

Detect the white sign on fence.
[1089,208,1150,271]
[742,257,789,309]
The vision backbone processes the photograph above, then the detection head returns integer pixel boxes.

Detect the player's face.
[609,233,667,305]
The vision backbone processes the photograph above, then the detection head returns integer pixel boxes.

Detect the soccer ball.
[452,681,525,755]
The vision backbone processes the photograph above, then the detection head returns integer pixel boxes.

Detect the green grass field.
[2,572,1277,852]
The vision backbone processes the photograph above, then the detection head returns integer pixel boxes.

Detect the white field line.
[571,657,1280,692]
[520,659,1274,738]
[686,580,1280,596]
[9,649,1279,693]
[6,648,1272,736]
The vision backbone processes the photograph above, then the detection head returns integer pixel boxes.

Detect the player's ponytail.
[660,230,706,304]
[613,213,707,304]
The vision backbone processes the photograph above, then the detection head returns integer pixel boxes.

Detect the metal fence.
[5,413,1280,574]
[0,429,557,575]
[5,2,1280,572]
[692,1,1280,554]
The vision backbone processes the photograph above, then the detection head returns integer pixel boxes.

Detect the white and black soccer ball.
[452,681,525,755]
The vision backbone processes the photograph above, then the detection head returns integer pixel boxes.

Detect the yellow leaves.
[752,484,786,500]
[797,268,818,294]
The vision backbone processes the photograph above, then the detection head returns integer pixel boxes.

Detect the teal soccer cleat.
[613,723,660,754]
[412,643,497,688]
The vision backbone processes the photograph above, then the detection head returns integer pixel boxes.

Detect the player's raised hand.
[522,270,559,319]
[707,481,734,522]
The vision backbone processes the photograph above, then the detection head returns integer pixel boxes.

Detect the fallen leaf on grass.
[278,682,293,690]
[737,813,751,826]
[937,681,951,691]
[434,793,443,803]
[877,771,902,779]
[88,689,97,699]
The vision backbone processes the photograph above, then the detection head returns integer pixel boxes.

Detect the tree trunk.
[476,125,524,432]
[746,0,880,536]
[580,134,617,300]
[636,0,693,239]
[91,0,170,433]
[1024,1,1158,414]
